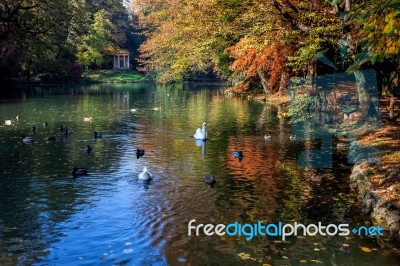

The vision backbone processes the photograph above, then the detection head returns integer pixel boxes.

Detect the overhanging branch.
[270,0,309,33]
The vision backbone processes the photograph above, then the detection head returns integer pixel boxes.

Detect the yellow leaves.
[310,259,323,264]
[386,45,398,55]
[237,252,251,260]
[360,246,373,253]
[237,252,262,262]
[300,260,307,263]
[359,5,400,59]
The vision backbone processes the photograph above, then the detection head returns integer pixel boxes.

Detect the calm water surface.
[0,83,399,265]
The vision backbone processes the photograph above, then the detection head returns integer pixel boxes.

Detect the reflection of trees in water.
[255,105,279,134]
[224,136,280,221]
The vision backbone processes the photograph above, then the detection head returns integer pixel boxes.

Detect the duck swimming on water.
[136,148,145,159]
[86,145,93,154]
[71,167,87,177]
[233,151,244,161]
[204,175,216,188]
[94,131,102,139]
[22,135,34,143]
[64,128,73,136]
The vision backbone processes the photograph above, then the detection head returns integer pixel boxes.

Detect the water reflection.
[0,84,399,265]
[194,139,206,158]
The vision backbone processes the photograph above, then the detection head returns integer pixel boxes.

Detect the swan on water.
[194,122,207,140]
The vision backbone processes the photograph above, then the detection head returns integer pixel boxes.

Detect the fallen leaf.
[360,246,372,253]
[238,252,251,260]
[310,259,323,264]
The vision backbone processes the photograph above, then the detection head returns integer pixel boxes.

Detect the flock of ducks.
[136,121,293,185]
[5,115,298,185]
[4,115,104,178]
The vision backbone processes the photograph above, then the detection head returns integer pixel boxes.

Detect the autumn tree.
[347,0,400,119]
[349,0,400,91]
[134,0,225,82]
[134,0,342,95]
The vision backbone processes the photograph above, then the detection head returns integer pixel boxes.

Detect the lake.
[0,83,398,265]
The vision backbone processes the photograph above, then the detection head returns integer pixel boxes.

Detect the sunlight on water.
[0,83,399,265]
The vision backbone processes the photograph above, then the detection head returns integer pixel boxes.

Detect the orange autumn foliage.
[227,42,287,92]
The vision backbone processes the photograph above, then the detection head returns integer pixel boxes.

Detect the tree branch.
[270,0,309,32]
[281,0,299,13]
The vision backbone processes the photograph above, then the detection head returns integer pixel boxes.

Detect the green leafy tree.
[76,10,116,69]
[0,0,87,80]
[348,0,400,94]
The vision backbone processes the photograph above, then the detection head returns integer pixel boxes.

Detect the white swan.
[194,122,207,140]
[138,167,153,181]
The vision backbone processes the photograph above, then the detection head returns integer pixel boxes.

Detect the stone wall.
[350,162,400,247]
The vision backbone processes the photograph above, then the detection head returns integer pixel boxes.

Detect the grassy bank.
[82,69,149,83]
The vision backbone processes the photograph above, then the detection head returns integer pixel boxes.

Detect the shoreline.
[349,100,400,247]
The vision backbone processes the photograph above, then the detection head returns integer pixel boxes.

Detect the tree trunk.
[277,67,287,96]
[308,59,317,90]
[258,69,269,95]
[308,59,317,77]
[381,81,390,96]
[389,95,395,120]
[354,71,371,119]
[344,0,351,11]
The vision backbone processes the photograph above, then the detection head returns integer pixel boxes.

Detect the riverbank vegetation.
[2,1,398,99]
[134,0,399,96]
